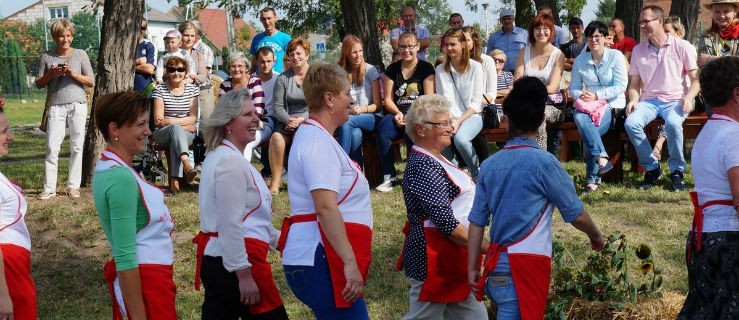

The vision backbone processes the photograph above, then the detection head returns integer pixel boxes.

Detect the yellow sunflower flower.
[639,262,654,274]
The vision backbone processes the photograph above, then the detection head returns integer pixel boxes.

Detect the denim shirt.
[569,48,628,109]
[487,27,528,72]
[469,137,584,272]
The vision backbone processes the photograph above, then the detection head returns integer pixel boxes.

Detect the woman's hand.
[468,269,481,293]
[0,294,13,319]
[341,261,364,303]
[394,112,406,126]
[580,89,597,102]
[452,121,460,134]
[236,268,260,306]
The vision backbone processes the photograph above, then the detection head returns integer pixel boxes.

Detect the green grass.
[4,98,46,126]
[2,124,696,319]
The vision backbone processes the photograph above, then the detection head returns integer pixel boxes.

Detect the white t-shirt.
[282,118,373,266]
[252,71,280,116]
[692,114,739,232]
[0,172,31,250]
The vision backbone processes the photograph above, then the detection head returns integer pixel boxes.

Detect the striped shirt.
[219,77,266,119]
[152,83,199,118]
[497,70,514,91]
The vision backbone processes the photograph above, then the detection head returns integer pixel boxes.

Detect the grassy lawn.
[0,113,694,319]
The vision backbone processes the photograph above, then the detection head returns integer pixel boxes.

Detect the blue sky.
[2,0,598,29]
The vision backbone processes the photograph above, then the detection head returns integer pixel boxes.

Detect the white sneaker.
[375,178,396,192]
[38,192,56,200]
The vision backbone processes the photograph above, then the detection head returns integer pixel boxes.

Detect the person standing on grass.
[679,56,739,320]
[134,18,157,96]
[0,105,37,320]
[486,9,528,73]
[188,20,217,121]
[92,92,177,319]
[467,77,605,320]
[561,17,586,72]
[390,6,432,61]
[250,7,291,74]
[278,64,373,319]
[397,95,489,319]
[194,90,288,319]
[35,18,94,200]
[624,5,700,191]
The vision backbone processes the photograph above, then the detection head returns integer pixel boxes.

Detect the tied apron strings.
[192,231,219,290]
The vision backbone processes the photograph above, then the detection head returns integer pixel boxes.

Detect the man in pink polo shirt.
[625,5,700,191]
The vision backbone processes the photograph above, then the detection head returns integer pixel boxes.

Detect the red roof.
[194,8,254,51]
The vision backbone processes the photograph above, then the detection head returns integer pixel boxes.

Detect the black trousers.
[201,256,289,320]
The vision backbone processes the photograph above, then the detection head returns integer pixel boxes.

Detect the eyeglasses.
[424,121,452,129]
[399,44,418,51]
[493,58,505,64]
[166,67,186,73]
[638,18,660,26]
[586,35,604,41]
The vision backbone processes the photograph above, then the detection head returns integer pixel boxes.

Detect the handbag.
[481,95,501,129]
[39,54,73,132]
[547,89,567,110]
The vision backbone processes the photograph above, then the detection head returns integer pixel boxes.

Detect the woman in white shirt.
[514,12,565,150]
[195,90,288,319]
[279,63,373,319]
[435,28,484,178]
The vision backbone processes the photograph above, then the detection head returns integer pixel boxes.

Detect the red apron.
[277,214,373,308]
[396,146,480,303]
[97,150,176,320]
[687,191,734,259]
[0,243,36,320]
[193,232,285,314]
[104,261,176,320]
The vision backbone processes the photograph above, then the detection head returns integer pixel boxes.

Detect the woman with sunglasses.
[569,21,628,193]
[152,56,200,192]
[490,49,513,97]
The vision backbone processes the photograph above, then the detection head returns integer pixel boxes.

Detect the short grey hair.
[228,51,250,70]
[405,94,451,142]
[188,19,204,36]
[202,90,253,151]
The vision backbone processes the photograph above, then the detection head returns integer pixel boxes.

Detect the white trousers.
[44,102,87,193]
[402,278,488,320]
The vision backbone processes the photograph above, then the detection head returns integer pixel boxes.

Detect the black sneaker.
[638,167,662,190]
[670,170,686,191]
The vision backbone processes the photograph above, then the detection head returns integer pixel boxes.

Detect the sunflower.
[635,244,651,260]
[639,262,654,274]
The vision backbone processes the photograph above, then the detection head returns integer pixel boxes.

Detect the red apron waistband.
[193,231,219,290]
[688,191,734,259]
[276,213,318,254]
[475,242,509,302]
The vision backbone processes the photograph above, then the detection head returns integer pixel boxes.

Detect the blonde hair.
[490,49,506,61]
[303,63,348,113]
[664,16,685,39]
[202,90,253,151]
[50,19,74,38]
[405,94,451,142]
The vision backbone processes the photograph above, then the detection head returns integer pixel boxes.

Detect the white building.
[5,0,100,24]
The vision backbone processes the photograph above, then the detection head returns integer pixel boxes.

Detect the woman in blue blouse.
[467,77,604,319]
[398,94,489,319]
[569,21,628,192]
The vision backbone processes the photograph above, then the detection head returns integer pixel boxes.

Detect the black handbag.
[481,96,501,129]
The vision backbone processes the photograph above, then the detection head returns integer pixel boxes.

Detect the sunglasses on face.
[166,67,186,73]
[494,58,505,64]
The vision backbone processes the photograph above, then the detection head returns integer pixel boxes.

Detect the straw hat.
[703,0,739,10]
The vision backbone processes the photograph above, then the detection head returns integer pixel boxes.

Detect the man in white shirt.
[189,20,216,120]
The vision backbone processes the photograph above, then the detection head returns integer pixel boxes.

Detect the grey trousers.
[153,124,195,178]
[402,278,488,320]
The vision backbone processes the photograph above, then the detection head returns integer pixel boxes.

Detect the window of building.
[49,7,69,19]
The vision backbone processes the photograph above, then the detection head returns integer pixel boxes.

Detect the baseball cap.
[164,30,181,39]
[569,17,584,26]
[500,9,515,18]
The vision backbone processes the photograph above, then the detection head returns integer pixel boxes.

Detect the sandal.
[185,169,200,185]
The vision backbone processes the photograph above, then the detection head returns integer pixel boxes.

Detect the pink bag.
[574,99,608,126]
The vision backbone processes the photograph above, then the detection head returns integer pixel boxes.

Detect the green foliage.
[235,25,252,54]
[595,0,617,23]
[546,235,663,318]
[403,0,453,35]
[559,0,586,21]
[70,12,101,70]
[0,39,28,95]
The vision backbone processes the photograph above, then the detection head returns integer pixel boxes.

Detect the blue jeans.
[453,115,483,177]
[484,274,520,320]
[625,99,687,172]
[375,114,413,177]
[337,113,380,167]
[574,108,612,184]
[284,245,369,320]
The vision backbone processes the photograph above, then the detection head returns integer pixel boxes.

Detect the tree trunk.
[339,0,384,70]
[81,0,144,187]
[669,0,702,42]
[515,0,535,30]
[615,0,644,39]
[532,0,562,25]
